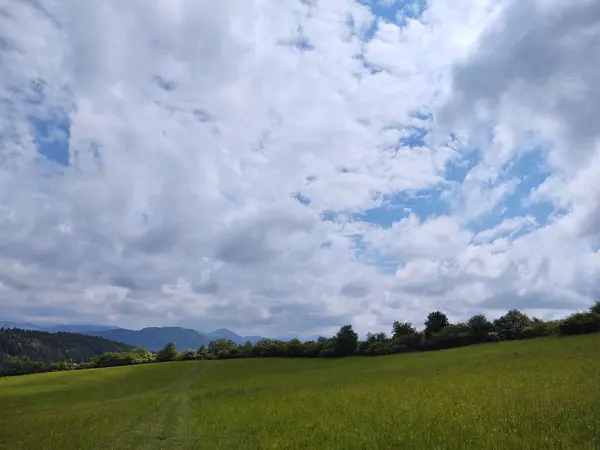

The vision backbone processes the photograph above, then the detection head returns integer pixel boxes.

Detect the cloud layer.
[0,0,598,337]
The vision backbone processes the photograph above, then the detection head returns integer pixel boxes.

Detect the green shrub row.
[2,302,599,376]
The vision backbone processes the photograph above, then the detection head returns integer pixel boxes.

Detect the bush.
[493,310,532,340]
[558,312,600,336]
[423,324,472,350]
[391,332,422,353]
[156,342,178,362]
[130,348,154,364]
[92,352,135,368]
[522,320,558,339]
[180,349,197,361]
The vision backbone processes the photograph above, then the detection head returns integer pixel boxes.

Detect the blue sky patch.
[358,0,428,39]
[352,186,449,228]
[499,148,554,225]
[30,114,70,167]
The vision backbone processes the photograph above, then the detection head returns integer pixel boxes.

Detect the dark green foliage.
[467,314,493,341]
[0,327,134,364]
[391,332,422,353]
[493,309,532,340]
[333,325,358,356]
[286,338,305,357]
[522,319,559,339]
[424,311,449,336]
[303,339,327,358]
[180,349,197,361]
[558,312,600,335]
[358,332,391,356]
[91,347,155,367]
[0,327,134,376]
[392,321,416,339]
[208,339,236,356]
[252,339,288,357]
[156,342,178,362]
[590,301,600,315]
[424,323,472,350]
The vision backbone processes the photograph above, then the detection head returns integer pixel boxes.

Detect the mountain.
[2,321,268,351]
[42,324,122,333]
[0,327,135,367]
[244,335,265,344]
[204,328,264,345]
[0,322,121,333]
[0,321,41,331]
[85,327,211,351]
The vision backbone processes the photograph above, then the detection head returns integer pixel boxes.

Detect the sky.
[0,0,599,338]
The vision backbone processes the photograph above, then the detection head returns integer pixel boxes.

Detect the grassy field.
[1,334,600,449]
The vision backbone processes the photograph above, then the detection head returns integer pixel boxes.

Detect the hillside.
[1,334,599,449]
[1,320,267,349]
[203,328,264,345]
[84,327,210,352]
[0,328,134,373]
[85,326,265,350]
[0,321,121,333]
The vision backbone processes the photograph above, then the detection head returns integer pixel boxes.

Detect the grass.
[1,334,600,449]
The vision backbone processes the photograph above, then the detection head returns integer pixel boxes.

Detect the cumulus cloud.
[0,0,598,337]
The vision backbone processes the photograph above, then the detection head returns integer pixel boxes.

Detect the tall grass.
[1,334,599,449]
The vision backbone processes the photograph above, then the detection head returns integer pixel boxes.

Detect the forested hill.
[0,327,134,366]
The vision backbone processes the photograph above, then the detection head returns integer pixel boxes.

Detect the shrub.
[156,342,178,362]
[493,310,532,340]
[391,332,422,353]
[180,349,197,361]
[558,312,600,336]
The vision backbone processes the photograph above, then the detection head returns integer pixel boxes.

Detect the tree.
[358,332,391,356]
[424,311,449,336]
[180,349,197,361]
[156,342,178,362]
[130,347,154,364]
[467,314,493,342]
[239,340,254,358]
[424,323,471,350]
[493,309,532,340]
[559,311,600,335]
[287,338,305,357]
[207,339,236,356]
[392,321,416,339]
[391,331,422,353]
[334,325,358,356]
[590,301,600,315]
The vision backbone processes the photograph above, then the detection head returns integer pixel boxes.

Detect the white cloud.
[472,216,537,244]
[0,0,598,338]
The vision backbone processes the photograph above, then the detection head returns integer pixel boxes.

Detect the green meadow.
[1,334,599,450]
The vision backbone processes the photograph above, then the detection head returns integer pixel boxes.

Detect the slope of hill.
[204,328,264,345]
[86,327,211,351]
[42,324,122,333]
[0,321,40,331]
[2,321,268,350]
[1,334,599,449]
[0,322,121,333]
[0,328,134,367]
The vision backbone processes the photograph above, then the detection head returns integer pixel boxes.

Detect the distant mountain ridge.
[0,322,265,351]
[86,327,266,351]
[0,322,121,333]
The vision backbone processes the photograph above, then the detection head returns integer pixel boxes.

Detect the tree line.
[2,302,599,377]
